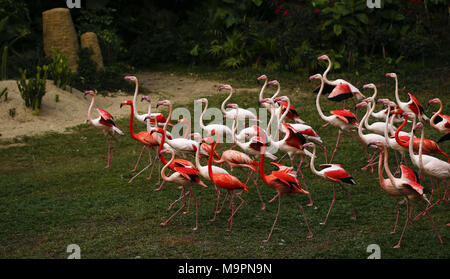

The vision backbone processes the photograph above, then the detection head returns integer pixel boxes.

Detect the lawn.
[0,64,449,259]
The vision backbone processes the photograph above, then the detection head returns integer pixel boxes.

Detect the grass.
[0,64,449,259]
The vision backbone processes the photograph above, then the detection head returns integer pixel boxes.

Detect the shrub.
[16,65,48,114]
[46,48,72,90]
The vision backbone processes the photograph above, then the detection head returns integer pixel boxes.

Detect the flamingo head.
[414,122,424,131]
[362,97,375,103]
[150,127,164,135]
[317,55,329,61]
[140,95,150,102]
[159,149,171,155]
[84,90,95,96]
[226,103,239,109]
[218,84,232,91]
[309,74,322,81]
[273,96,288,103]
[268,80,279,87]
[120,100,132,108]
[156,99,170,108]
[257,74,267,81]
[124,76,137,81]
[428,98,440,105]
[385,73,397,78]
[368,141,384,150]
[363,83,376,90]
[402,111,414,118]
[195,98,207,104]
[355,101,368,109]
[259,98,273,105]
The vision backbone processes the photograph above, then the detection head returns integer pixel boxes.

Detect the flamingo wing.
[322,165,356,184]
[97,108,116,127]
[407,93,425,116]
[283,123,307,148]
[174,165,201,181]
[313,82,335,95]
[272,169,309,194]
[400,165,420,184]
[328,83,353,101]
[331,110,358,124]
[213,173,248,191]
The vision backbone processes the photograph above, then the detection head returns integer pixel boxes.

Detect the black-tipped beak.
[120,104,123,108]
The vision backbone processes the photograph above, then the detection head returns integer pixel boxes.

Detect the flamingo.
[120,100,161,182]
[316,55,365,102]
[386,73,429,121]
[207,141,249,232]
[159,148,207,231]
[370,141,407,235]
[257,74,280,111]
[196,98,233,143]
[219,84,259,122]
[310,73,361,163]
[269,81,305,124]
[409,120,450,208]
[394,113,450,161]
[368,140,442,248]
[85,90,124,168]
[429,98,450,143]
[257,135,313,242]
[305,142,358,225]
[144,100,198,191]
[355,97,387,172]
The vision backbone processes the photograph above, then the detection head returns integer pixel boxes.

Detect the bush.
[16,65,48,114]
[46,48,71,90]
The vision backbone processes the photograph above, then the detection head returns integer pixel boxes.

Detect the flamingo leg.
[146,152,159,180]
[217,191,230,214]
[161,188,187,227]
[394,199,411,248]
[296,156,313,207]
[249,170,266,211]
[417,203,444,244]
[329,130,342,163]
[321,184,336,225]
[291,196,313,239]
[263,194,282,243]
[390,201,401,234]
[341,184,357,220]
[128,160,152,183]
[130,146,146,172]
[189,186,199,231]
[268,193,279,203]
[320,144,328,164]
[168,189,189,211]
[104,134,111,168]
[276,153,288,163]
[210,187,222,222]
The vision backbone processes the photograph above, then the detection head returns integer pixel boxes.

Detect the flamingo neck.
[378,147,387,187]
[199,100,208,129]
[384,107,391,144]
[266,105,277,139]
[418,125,425,169]
[195,142,203,170]
[272,83,281,100]
[161,150,174,182]
[322,57,332,84]
[207,143,216,183]
[132,80,141,120]
[408,116,419,165]
[183,121,191,139]
[383,143,396,185]
[309,144,321,177]
[315,77,329,122]
[429,100,442,130]
[395,115,409,147]
[221,87,233,115]
[278,97,290,125]
[393,75,401,105]
[146,100,152,132]
[259,78,268,101]
[87,95,95,125]
[127,103,137,140]
[259,142,269,185]
[358,104,370,138]
[364,101,376,129]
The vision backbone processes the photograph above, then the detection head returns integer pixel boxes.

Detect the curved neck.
[146,100,152,132]
[322,57,332,83]
[408,116,418,164]
[278,98,290,124]
[259,78,268,101]
[358,104,370,137]
[161,150,175,182]
[384,107,391,143]
[87,95,95,125]
[418,125,425,169]
[208,144,216,183]
[378,147,386,187]
[195,142,202,170]
[272,83,281,100]
[199,100,208,129]
[393,75,401,105]
[388,111,396,136]
[183,121,191,139]
[127,103,137,140]
[309,144,321,177]
[364,100,376,128]
[383,143,396,185]
[430,100,442,130]
[259,141,269,185]
[221,88,233,114]
[315,77,329,122]
[266,105,277,139]
[132,80,140,119]
[395,115,409,147]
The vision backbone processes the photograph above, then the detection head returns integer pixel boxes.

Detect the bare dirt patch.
[0,72,258,143]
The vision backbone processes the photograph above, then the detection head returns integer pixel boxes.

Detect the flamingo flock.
[84,57,449,247]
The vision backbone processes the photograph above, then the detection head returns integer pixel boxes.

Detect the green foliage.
[47,48,72,90]
[16,65,48,114]
[8,107,15,118]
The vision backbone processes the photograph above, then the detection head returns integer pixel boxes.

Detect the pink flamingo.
[257,74,280,111]
[429,98,450,143]
[120,100,160,182]
[310,74,361,163]
[196,98,233,143]
[305,142,358,225]
[85,90,124,168]
[219,84,259,123]
[369,140,442,248]
[208,141,249,232]
[159,148,207,231]
[257,134,313,242]
[386,73,429,121]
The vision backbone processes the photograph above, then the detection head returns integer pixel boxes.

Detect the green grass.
[0,65,449,259]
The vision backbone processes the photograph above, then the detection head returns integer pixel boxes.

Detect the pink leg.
[291,197,313,239]
[297,157,313,207]
[320,144,328,164]
[210,186,222,222]
[330,130,342,163]
[263,194,282,242]
[105,134,111,168]
[189,186,199,231]
[227,191,245,232]
[321,185,336,225]
[146,150,158,180]
[168,189,189,211]
[161,189,187,227]
[217,191,230,214]
[250,170,266,211]
[394,199,411,248]
[341,185,357,220]
[130,146,146,172]
[390,201,401,234]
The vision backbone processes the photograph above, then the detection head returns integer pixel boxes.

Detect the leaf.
[356,13,369,24]
[252,0,263,6]
[333,24,342,36]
